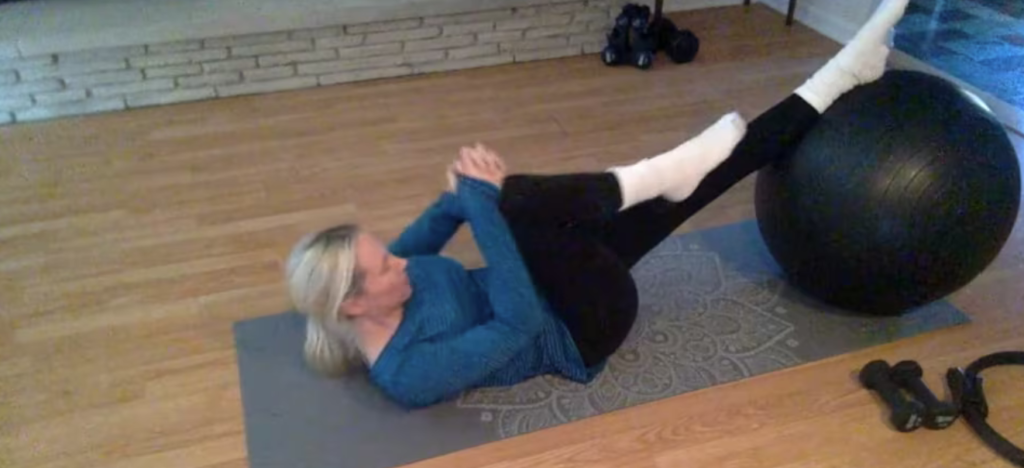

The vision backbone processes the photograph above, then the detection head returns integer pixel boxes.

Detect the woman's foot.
[610,112,747,210]
[796,0,910,113]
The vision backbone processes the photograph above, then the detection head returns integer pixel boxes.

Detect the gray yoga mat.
[234,219,971,468]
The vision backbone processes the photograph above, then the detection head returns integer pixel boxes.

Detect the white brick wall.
[127,88,216,108]
[539,2,589,15]
[148,41,203,54]
[573,10,612,23]
[319,66,413,86]
[298,57,391,76]
[34,89,88,106]
[0,96,33,112]
[365,27,442,45]
[336,44,403,60]
[524,22,590,39]
[423,10,513,26]
[64,70,142,88]
[0,0,624,125]
[291,27,342,40]
[15,98,126,122]
[515,45,583,62]
[442,22,496,37]
[205,33,290,49]
[217,76,319,98]
[231,40,313,57]
[2,80,63,97]
[346,18,422,34]
[19,58,128,81]
[570,32,608,46]
[92,79,175,98]
[315,35,366,49]
[177,72,241,88]
[244,66,297,82]
[496,15,573,31]
[144,64,203,79]
[478,31,525,44]
[58,46,145,64]
[129,49,230,68]
[0,55,53,70]
[404,35,475,53]
[501,37,570,52]
[582,42,607,54]
[448,44,499,60]
[258,50,337,67]
[414,54,515,74]
[203,58,257,73]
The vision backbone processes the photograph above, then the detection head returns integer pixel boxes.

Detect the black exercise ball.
[754,70,1021,315]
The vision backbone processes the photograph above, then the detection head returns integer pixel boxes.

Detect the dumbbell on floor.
[650,16,700,64]
[628,4,656,69]
[601,4,637,66]
[890,360,959,430]
[859,360,926,432]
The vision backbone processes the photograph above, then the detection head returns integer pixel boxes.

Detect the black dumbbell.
[890,360,960,430]
[628,4,655,69]
[859,360,926,432]
[601,4,637,66]
[650,16,700,64]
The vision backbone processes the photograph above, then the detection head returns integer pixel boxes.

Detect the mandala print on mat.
[456,236,803,438]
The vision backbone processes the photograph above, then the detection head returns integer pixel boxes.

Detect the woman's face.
[343,232,411,317]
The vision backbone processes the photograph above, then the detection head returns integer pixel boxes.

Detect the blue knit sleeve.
[453,177,545,336]
[387,192,465,258]
[374,177,546,408]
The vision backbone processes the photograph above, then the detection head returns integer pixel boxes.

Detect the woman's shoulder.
[369,256,481,367]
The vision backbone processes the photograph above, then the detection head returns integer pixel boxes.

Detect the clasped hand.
[447,143,507,192]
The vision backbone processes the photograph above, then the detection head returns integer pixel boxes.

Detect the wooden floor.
[2,5,1023,468]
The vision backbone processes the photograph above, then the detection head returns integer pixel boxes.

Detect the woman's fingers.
[452,143,505,189]
[456,150,483,179]
[469,149,487,174]
[471,142,500,172]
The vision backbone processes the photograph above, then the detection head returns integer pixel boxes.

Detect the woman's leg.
[506,222,639,367]
[498,173,623,229]
[500,95,814,364]
[598,0,910,267]
[598,95,820,267]
[498,112,748,229]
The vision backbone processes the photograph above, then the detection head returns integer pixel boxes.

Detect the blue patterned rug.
[234,219,970,468]
[896,0,1024,109]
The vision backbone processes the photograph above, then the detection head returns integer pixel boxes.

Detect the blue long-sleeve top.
[368,176,602,409]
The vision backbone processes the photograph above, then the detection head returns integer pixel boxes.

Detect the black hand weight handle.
[891,360,960,430]
[859,360,926,432]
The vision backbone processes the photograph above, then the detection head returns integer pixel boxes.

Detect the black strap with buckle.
[947,351,1024,467]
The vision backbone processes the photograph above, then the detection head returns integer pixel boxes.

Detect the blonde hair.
[285,224,366,376]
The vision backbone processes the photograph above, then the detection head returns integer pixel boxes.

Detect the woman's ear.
[338,296,367,318]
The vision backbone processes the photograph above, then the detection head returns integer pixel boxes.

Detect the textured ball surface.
[755,71,1021,315]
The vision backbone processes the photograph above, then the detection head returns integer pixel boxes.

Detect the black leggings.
[497,94,821,367]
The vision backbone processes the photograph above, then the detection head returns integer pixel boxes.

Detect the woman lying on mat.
[285,0,909,408]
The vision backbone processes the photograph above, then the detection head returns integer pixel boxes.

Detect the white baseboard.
[661,0,739,12]
[756,0,860,44]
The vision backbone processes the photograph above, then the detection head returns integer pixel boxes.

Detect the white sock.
[610,112,748,210]
[795,0,909,113]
